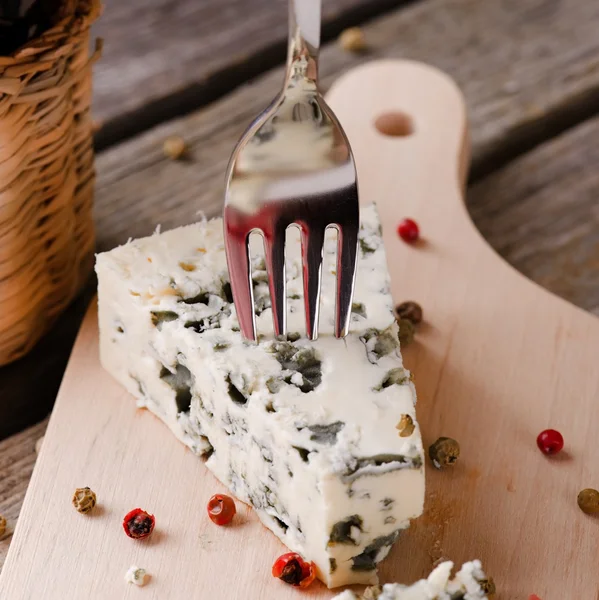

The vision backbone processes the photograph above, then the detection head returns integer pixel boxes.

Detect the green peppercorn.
[397,318,415,346]
[479,577,496,596]
[577,488,599,514]
[72,487,97,514]
[396,301,423,325]
[429,437,460,469]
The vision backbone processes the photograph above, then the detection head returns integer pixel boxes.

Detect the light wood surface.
[1,61,598,599]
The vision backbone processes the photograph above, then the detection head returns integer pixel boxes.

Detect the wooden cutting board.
[2,60,598,600]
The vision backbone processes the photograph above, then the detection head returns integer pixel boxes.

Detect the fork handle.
[287,0,321,82]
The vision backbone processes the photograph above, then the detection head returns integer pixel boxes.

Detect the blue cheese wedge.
[96,204,424,588]
[332,561,492,599]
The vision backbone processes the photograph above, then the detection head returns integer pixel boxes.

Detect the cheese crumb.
[125,566,148,586]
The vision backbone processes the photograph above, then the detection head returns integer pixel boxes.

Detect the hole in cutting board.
[374,112,414,137]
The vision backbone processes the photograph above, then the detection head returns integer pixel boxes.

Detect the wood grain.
[469,115,599,317]
[0,419,48,569]
[91,0,599,157]
[92,0,408,145]
[2,61,599,599]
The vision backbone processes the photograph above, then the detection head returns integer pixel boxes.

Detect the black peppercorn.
[396,301,423,325]
[429,437,460,469]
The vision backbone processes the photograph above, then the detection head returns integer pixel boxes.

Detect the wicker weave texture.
[0,1,102,366]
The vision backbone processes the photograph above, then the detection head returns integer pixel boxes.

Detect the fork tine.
[264,227,287,338]
[301,225,325,340]
[224,227,256,342]
[335,220,359,338]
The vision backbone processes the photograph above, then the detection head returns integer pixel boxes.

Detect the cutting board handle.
[327,61,599,598]
[328,61,468,205]
[326,60,483,303]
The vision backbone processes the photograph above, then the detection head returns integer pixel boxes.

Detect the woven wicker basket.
[0,0,102,366]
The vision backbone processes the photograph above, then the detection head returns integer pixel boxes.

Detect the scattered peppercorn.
[123,508,155,539]
[207,494,236,526]
[536,429,564,455]
[429,437,460,469]
[577,488,599,514]
[396,414,415,438]
[479,577,496,596]
[163,135,187,160]
[338,27,367,52]
[398,318,415,346]
[396,301,423,325]
[272,552,316,588]
[72,487,97,514]
[397,218,419,243]
[0,515,6,537]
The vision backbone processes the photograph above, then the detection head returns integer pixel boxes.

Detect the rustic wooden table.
[1,0,598,571]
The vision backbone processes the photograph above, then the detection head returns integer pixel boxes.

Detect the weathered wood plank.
[469,115,599,317]
[0,419,48,571]
[92,0,599,160]
[92,0,408,145]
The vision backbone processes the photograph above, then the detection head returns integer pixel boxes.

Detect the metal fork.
[223,0,359,342]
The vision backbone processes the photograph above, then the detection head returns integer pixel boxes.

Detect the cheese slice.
[96,204,425,588]
[332,561,492,599]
